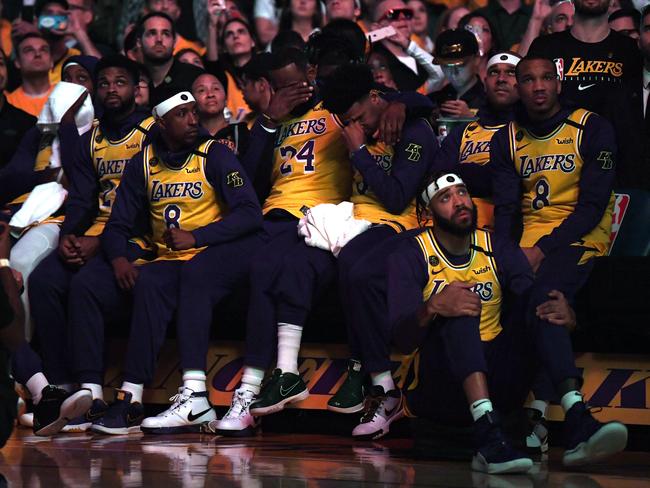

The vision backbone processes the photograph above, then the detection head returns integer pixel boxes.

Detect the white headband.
[486,52,521,71]
[152,91,195,119]
[421,173,465,204]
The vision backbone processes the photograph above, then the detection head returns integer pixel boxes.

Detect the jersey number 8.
[532,178,550,210]
[164,204,182,229]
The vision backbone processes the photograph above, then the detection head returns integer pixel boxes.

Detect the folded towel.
[298,202,372,257]
[9,182,67,236]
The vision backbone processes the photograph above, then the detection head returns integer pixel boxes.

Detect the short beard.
[433,205,477,237]
[574,0,609,17]
[103,97,136,119]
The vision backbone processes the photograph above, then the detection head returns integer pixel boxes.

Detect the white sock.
[276,323,303,374]
[528,399,549,418]
[241,366,265,395]
[120,382,144,403]
[26,373,49,405]
[370,370,395,393]
[81,383,104,401]
[182,370,207,392]
[470,398,494,421]
[561,390,583,413]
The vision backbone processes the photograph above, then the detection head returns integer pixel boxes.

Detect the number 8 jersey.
[508,108,614,254]
[263,100,352,217]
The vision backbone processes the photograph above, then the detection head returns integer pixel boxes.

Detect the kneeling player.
[389,173,627,473]
[91,87,263,434]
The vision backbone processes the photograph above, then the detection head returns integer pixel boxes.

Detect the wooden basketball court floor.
[1,427,649,487]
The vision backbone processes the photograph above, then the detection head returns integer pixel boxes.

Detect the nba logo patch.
[554,58,564,80]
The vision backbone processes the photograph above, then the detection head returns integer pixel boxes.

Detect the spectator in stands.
[254,0,280,46]
[608,8,640,39]
[135,12,204,103]
[325,0,361,24]
[123,26,144,63]
[459,12,499,79]
[175,47,206,68]
[369,0,428,91]
[518,0,574,56]
[11,0,101,85]
[436,6,470,34]
[0,0,12,56]
[407,0,433,52]
[0,49,37,170]
[144,0,206,55]
[207,17,256,123]
[135,65,151,107]
[474,0,532,50]
[6,33,54,117]
[430,29,485,119]
[307,19,367,78]
[65,0,111,57]
[61,55,98,95]
[527,0,642,187]
[368,49,399,89]
[279,0,324,42]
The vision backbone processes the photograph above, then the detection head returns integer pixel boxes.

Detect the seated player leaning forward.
[89,86,263,435]
[388,173,628,474]
[210,61,437,436]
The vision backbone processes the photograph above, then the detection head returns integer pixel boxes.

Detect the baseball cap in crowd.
[434,28,479,66]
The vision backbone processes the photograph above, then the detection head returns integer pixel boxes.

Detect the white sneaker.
[140,387,216,434]
[352,386,404,440]
[209,388,260,436]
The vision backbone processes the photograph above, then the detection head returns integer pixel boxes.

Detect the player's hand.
[342,121,366,153]
[440,100,472,118]
[536,290,577,331]
[376,101,406,145]
[0,222,11,260]
[58,234,84,265]
[532,0,552,21]
[263,82,313,126]
[521,246,545,273]
[427,281,482,317]
[11,19,38,40]
[163,228,196,250]
[76,236,100,262]
[112,257,139,291]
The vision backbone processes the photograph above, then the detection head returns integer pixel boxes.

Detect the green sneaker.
[327,359,366,414]
[249,369,309,416]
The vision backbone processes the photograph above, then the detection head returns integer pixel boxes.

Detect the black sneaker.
[65,399,109,433]
[90,390,144,435]
[471,411,533,474]
[562,401,627,466]
[249,369,309,416]
[327,360,365,414]
[33,386,93,437]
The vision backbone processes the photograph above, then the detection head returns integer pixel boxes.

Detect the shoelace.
[227,391,254,419]
[165,389,192,415]
[360,395,384,424]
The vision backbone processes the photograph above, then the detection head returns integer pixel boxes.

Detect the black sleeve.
[0,127,40,205]
[0,287,13,330]
[491,233,534,296]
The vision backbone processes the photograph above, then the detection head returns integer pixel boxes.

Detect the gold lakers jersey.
[414,228,503,341]
[458,121,505,230]
[86,117,156,236]
[263,101,352,217]
[509,109,613,254]
[352,141,419,231]
[143,139,222,261]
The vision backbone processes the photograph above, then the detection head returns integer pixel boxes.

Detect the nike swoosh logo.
[187,408,213,422]
[86,410,104,421]
[578,83,596,91]
[279,382,300,397]
[384,400,401,417]
[516,143,531,151]
[471,400,490,409]
[127,413,143,424]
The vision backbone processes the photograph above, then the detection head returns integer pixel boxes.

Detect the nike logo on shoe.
[578,83,596,91]
[187,408,213,422]
[279,382,300,397]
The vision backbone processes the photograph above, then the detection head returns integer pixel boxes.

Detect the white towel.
[9,182,68,236]
[298,202,372,257]
[37,81,95,168]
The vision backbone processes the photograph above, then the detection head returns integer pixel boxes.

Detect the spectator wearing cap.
[430,28,486,119]
[206,17,256,124]
[0,49,37,169]
[143,0,207,55]
[11,0,101,85]
[6,33,54,117]
[609,8,640,39]
[135,12,204,104]
[368,0,429,91]
[473,0,532,50]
